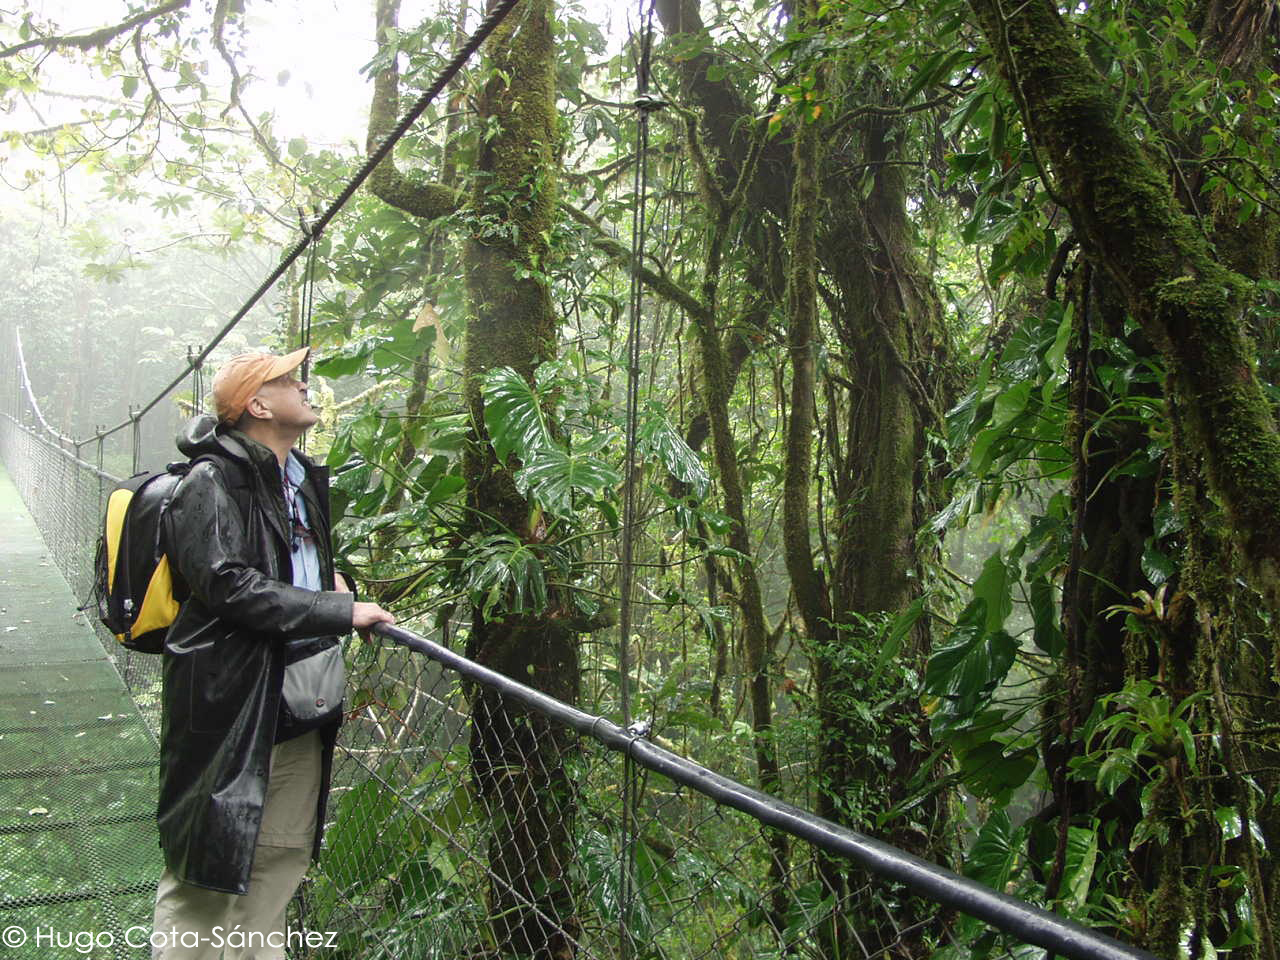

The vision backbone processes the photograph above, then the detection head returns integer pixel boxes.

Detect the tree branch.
[561,201,711,324]
[210,0,291,174]
[1,0,190,60]
[365,0,463,221]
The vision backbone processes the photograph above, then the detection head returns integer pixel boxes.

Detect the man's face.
[253,372,319,432]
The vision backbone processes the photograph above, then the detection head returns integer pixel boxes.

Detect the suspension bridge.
[0,1,1167,955]
[0,340,1160,960]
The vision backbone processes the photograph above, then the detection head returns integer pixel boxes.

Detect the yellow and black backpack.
[92,462,196,653]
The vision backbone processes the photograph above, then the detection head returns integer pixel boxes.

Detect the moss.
[967,0,1280,599]
[366,0,464,220]
[464,0,558,375]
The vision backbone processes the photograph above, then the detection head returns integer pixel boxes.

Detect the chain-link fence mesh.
[0,396,163,955]
[0,334,1157,960]
[0,412,165,732]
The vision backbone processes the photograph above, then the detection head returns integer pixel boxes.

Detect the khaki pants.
[151,731,322,960]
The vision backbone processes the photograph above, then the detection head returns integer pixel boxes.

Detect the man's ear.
[243,394,273,421]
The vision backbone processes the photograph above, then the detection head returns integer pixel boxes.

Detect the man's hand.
[352,600,396,640]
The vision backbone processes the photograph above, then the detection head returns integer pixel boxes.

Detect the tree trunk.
[777,22,847,954]
[460,2,578,957]
[691,207,792,925]
[818,89,949,958]
[965,2,1280,951]
[965,0,1280,599]
[363,4,576,953]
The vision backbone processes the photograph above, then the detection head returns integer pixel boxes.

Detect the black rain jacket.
[157,414,353,894]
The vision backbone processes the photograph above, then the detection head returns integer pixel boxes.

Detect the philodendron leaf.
[1029,576,1063,655]
[925,599,1018,725]
[972,551,1015,632]
[516,447,621,517]
[483,366,553,462]
[462,533,548,618]
[965,809,1025,890]
[956,739,1037,799]
[638,403,710,498]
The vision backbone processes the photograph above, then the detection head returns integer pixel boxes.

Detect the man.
[152,347,394,959]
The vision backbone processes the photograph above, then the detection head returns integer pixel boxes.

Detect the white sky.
[15,0,627,145]
[3,0,631,220]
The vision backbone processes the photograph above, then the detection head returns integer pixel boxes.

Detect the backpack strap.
[162,454,254,603]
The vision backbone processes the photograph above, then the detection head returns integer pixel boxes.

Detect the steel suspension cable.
[299,235,319,385]
[298,235,320,454]
[46,0,523,448]
[617,4,662,957]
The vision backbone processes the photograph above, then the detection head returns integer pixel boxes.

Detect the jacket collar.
[175,414,329,561]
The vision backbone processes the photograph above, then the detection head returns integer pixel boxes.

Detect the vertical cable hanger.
[618,3,664,957]
[297,217,321,453]
[188,345,205,416]
[299,215,321,386]
[130,407,141,475]
[619,0,667,733]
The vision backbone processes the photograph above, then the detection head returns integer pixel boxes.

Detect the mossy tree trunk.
[657,5,952,952]
[966,2,1280,953]
[965,0,1280,599]
[1038,266,1162,912]
[460,3,579,958]
[367,1,577,956]
[815,81,950,959]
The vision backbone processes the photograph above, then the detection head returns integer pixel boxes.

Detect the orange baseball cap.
[211,346,310,423]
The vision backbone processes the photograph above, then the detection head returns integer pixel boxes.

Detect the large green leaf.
[925,599,1018,724]
[1029,575,1063,655]
[322,778,424,892]
[482,366,553,462]
[957,739,1038,799]
[965,809,1026,890]
[313,341,374,378]
[871,596,927,683]
[516,447,621,517]
[462,533,548,618]
[972,551,1015,632]
[638,403,709,498]
[1061,825,1100,909]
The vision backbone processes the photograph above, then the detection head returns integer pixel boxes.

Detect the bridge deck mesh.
[0,463,162,959]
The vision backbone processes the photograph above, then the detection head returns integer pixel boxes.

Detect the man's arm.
[166,461,354,638]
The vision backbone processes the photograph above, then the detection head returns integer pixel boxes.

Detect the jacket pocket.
[277,637,345,739]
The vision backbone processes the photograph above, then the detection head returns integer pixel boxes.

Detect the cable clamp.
[297,207,323,240]
[626,718,652,739]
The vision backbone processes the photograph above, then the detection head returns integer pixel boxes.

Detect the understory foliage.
[3,0,1279,957]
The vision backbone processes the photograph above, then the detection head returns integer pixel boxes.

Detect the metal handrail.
[374,622,1163,960]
